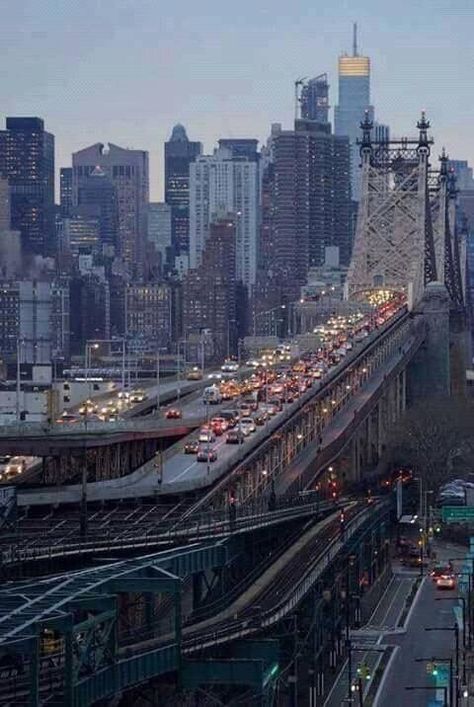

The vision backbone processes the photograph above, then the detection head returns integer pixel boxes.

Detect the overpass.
[0,497,391,706]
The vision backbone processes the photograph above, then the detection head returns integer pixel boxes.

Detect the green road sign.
[442,506,474,523]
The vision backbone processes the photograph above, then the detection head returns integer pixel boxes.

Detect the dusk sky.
[1,0,473,199]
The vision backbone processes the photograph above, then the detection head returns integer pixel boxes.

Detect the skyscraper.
[72,143,149,276]
[189,146,259,288]
[148,203,172,273]
[0,117,55,255]
[334,25,373,199]
[300,74,330,124]
[164,124,201,257]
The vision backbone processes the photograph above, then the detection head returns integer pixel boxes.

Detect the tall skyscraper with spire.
[334,24,373,200]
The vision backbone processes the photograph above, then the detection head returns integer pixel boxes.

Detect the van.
[202,385,222,404]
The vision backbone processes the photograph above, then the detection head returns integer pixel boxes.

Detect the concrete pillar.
[408,282,450,399]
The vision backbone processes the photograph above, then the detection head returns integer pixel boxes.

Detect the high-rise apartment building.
[72,143,149,276]
[268,120,351,302]
[60,167,73,217]
[334,25,373,200]
[183,215,237,360]
[300,75,330,124]
[189,146,259,288]
[164,124,201,257]
[0,279,69,363]
[0,117,55,255]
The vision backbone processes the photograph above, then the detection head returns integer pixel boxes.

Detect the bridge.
[0,114,470,706]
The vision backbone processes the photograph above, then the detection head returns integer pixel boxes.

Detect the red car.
[210,417,228,435]
[165,408,182,419]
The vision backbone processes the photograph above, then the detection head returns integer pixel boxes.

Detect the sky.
[1,0,473,200]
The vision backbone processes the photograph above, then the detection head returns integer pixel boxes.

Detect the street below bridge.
[376,571,461,706]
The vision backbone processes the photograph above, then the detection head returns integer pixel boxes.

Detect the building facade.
[300,74,330,124]
[0,117,55,256]
[60,167,73,217]
[189,146,259,288]
[183,215,237,360]
[125,283,171,353]
[148,202,172,274]
[72,143,149,276]
[269,120,352,302]
[164,124,201,257]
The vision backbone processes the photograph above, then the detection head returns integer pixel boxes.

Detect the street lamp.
[425,625,460,705]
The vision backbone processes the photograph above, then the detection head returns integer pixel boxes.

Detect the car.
[199,429,216,444]
[184,440,200,455]
[240,417,256,435]
[186,367,203,381]
[165,408,182,419]
[210,417,227,435]
[226,429,246,444]
[197,446,218,462]
[430,563,454,581]
[221,360,239,373]
[207,372,223,380]
[130,390,147,403]
[56,412,80,424]
[253,412,267,426]
[436,574,456,590]
[220,410,238,427]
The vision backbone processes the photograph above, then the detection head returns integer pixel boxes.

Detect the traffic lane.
[377,577,458,706]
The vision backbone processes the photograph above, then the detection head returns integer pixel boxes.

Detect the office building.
[164,124,202,257]
[183,215,237,360]
[125,283,171,353]
[72,143,149,275]
[334,25,373,199]
[300,74,330,124]
[0,177,21,279]
[0,117,55,255]
[189,146,259,288]
[148,202,172,273]
[60,167,73,217]
[218,139,259,161]
[76,166,118,252]
[62,213,101,257]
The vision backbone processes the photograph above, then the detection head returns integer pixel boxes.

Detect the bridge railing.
[0,491,331,567]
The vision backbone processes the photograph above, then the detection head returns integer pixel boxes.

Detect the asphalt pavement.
[376,575,460,706]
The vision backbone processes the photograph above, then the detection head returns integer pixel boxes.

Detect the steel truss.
[346,112,457,309]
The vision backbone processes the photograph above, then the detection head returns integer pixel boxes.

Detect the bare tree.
[386,396,474,492]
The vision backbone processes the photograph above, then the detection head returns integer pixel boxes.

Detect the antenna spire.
[353,22,358,56]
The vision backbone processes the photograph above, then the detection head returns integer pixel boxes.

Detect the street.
[376,574,459,706]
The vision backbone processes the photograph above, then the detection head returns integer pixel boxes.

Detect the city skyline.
[1,0,472,200]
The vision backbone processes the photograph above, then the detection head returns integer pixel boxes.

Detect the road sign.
[442,506,474,523]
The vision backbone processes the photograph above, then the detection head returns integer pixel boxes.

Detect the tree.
[386,396,474,493]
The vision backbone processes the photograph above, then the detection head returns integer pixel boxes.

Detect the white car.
[240,417,256,435]
[221,360,239,373]
[199,429,216,444]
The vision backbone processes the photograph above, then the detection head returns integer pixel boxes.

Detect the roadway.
[15,305,409,506]
[375,575,459,706]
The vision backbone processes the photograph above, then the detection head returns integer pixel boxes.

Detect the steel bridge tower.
[345,112,466,311]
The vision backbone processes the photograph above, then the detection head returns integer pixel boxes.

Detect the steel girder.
[346,113,438,308]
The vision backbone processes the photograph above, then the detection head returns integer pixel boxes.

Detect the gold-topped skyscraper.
[335,24,373,200]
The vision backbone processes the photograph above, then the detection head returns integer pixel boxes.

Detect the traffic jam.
[181,294,405,465]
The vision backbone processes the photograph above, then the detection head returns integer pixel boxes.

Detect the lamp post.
[425,625,460,706]
[16,337,24,423]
